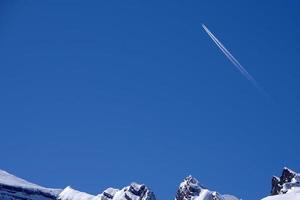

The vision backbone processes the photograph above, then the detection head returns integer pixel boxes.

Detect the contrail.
[202,24,266,95]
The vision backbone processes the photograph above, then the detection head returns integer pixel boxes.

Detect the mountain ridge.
[0,167,299,200]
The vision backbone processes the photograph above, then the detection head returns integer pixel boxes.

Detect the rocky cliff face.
[271,167,300,195]
[262,167,300,200]
[175,176,238,200]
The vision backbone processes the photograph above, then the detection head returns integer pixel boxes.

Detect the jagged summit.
[59,182,156,200]
[271,167,300,195]
[175,176,202,200]
[175,175,239,200]
[262,167,300,200]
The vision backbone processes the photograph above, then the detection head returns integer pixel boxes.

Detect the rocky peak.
[58,182,156,200]
[175,176,238,200]
[271,167,300,195]
[175,175,202,200]
[121,182,154,200]
[110,182,155,200]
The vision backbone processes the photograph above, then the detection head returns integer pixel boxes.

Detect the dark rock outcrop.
[175,175,238,200]
[175,176,202,200]
[271,167,299,195]
[117,182,156,200]
[101,188,119,200]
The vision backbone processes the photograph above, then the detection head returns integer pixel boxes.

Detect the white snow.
[262,178,300,200]
[58,185,145,200]
[262,192,300,200]
[0,169,42,188]
[177,176,239,200]
[194,188,211,200]
[59,186,97,200]
[222,194,239,200]
[112,186,141,200]
[0,169,61,196]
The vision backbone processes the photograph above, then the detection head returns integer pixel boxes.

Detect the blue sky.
[1,1,300,199]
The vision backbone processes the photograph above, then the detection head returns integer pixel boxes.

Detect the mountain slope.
[0,169,61,200]
[262,192,300,200]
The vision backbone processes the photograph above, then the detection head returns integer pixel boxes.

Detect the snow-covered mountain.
[174,175,239,200]
[262,167,300,200]
[0,169,61,200]
[0,169,155,200]
[0,169,238,200]
[58,182,156,200]
[1,167,300,200]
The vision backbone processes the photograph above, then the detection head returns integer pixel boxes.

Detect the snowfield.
[262,192,300,200]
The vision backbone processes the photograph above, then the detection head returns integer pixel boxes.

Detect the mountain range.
[0,167,299,200]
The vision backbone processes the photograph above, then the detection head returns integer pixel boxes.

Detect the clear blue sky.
[1,1,300,199]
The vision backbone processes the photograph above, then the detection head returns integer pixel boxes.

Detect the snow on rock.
[262,167,300,200]
[58,183,156,200]
[98,187,120,200]
[0,169,61,200]
[0,169,156,200]
[59,186,95,200]
[112,182,156,200]
[271,167,300,195]
[58,186,119,200]
[0,169,41,189]
[175,175,239,200]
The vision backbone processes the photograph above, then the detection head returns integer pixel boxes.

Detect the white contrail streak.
[202,24,265,94]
